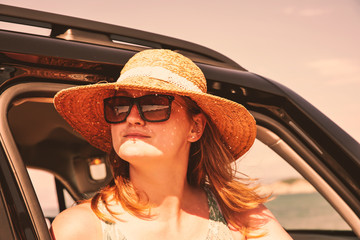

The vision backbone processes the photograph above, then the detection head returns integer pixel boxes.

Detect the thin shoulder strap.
[101,221,128,240]
[205,186,227,224]
[97,201,128,240]
[205,186,234,240]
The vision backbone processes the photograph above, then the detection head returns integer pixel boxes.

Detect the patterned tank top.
[100,187,234,240]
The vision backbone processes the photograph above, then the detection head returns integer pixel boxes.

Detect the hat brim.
[54,77,256,159]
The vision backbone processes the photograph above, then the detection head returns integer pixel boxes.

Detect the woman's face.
[110,90,204,167]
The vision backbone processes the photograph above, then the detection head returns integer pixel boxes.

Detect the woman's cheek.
[110,125,122,152]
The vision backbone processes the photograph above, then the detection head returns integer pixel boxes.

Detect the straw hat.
[54,49,256,159]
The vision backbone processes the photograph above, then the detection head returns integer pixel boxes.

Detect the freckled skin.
[111,91,195,169]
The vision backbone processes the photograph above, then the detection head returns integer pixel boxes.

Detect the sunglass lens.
[104,97,131,123]
[139,95,171,121]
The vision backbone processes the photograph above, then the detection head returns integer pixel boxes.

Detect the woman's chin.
[117,139,163,161]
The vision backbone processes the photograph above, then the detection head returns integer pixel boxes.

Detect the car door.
[199,63,360,239]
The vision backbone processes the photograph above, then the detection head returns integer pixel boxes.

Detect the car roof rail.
[0,4,246,71]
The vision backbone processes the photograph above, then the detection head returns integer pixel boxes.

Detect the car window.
[27,168,75,218]
[237,139,351,231]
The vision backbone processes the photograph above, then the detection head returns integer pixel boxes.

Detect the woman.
[51,49,292,239]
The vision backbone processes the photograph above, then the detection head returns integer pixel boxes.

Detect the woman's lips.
[123,133,150,139]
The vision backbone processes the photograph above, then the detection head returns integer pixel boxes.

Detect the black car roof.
[0,4,244,71]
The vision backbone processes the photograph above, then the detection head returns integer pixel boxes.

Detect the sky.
[1,0,359,209]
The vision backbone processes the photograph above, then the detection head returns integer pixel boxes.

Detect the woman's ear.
[188,113,206,142]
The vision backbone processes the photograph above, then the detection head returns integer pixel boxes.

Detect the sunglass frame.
[103,94,175,123]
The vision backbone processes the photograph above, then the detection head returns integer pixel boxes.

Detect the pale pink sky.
[2,0,359,142]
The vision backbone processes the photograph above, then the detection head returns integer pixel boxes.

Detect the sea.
[265,192,351,230]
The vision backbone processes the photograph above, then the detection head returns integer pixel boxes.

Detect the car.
[0,4,359,240]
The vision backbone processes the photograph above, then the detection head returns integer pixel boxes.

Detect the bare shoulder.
[231,204,293,240]
[51,202,102,240]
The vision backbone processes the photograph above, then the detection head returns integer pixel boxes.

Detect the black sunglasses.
[104,94,175,123]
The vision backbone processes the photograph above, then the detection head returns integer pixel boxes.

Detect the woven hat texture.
[54,49,256,159]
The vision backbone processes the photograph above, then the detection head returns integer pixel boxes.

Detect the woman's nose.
[126,104,145,125]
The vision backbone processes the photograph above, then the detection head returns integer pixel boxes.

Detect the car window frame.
[254,122,360,234]
[0,82,72,240]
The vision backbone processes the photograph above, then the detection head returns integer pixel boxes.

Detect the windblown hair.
[90,96,268,236]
